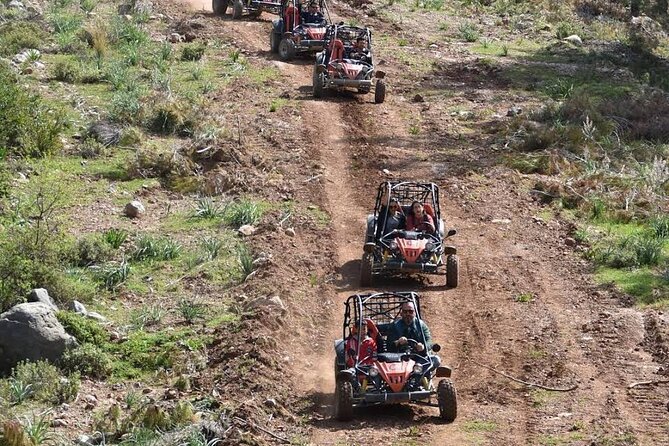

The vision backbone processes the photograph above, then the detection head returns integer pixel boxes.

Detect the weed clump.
[181,43,206,61]
[61,343,113,378]
[0,21,45,56]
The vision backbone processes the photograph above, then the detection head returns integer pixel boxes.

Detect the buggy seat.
[329,39,345,61]
[423,203,435,220]
[285,5,300,31]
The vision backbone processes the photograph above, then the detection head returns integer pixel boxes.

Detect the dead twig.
[303,174,322,183]
[628,380,669,389]
[468,359,578,392]
[233,416,290,444]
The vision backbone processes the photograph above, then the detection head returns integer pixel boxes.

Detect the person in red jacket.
[406,201,435,234]
[345,318,379,367]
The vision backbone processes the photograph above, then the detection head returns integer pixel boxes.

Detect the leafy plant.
[96,259,131,290]
[131,235,182,262]
[181,43,206,61]
[80,0,97,13]
[0,21,45,56]
[650,215,669,239]
[61,343,114,378]
[8,379,33,405]
[633,235,664,266]
[237,245,254,282]
[458,22,479,42]
[11,360,80,404]
[110,89,144,124]
[103,228,128,249]
[130,305,165,329]
[193,197,223,219]
[76,235,113,266]
[57,311,109,346]
[177,299,207,324]
[223,199,264,227]
[199,236,223,261]
[22,411,53,445]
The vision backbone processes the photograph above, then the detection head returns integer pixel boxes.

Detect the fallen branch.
[303,174,322,183]
[468,359,578,392]
[628,379,669,389]
[233,416,290,444]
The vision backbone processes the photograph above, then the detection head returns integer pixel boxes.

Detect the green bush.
[148,99,196,135]
[131,235,182,262]
[10,360,80,404]
[52,59,81,83]
[75,234,113,266]
[60,344,113,378]
[223,199,264,227]
[0,63,66,158]
[109,89,144,124]
[0,21,45,56]
[57,311,109,346]
[181,43,206,61]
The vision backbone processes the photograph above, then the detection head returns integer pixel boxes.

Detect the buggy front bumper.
[327,79,373,88]
[296,39,324,51]
[375,260,441,274]
[355,390,434,405]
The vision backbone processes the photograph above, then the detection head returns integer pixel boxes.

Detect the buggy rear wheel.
[269,31,280,53]
[312,66,325,98]
[334,380,354,421]
[374,79,386,104]
[250,7,262,17]
[278,38,296,61]
[437,379,457,422]
[232,0,243,19]
[212,0,229,15]
[360,253,373,287]
[446,254,459,288]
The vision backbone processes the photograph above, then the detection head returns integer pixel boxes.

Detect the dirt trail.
[178,2,669,444]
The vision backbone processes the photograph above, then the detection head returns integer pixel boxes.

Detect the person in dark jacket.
[301,1,325,24]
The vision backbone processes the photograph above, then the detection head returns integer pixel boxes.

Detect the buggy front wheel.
[334,380,354,421]
[212,0,228,15]
[312,68,325,98]
[269,32,280,53]
[278,38,296,61]
[360,253,373,287]
[446,254,458,288]
[437,378,457,422]
[374,79,386,104]
[232,0,243,19]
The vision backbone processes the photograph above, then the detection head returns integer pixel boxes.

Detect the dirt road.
[178,1,669,444]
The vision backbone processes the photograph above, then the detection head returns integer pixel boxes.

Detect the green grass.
[461,420,497,433]
[596,267,669,307]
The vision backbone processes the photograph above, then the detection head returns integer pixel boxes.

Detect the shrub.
[95,259,130,291]
[131,235,182,262]
[60,344,113,378]
[633,235,664,266]
[130,144,195,180]
[103,228,128,249]
[49,11,83,34]
[109,89,144,124]
[0,21,45,56]
[237,244,254,281]
[650,215,669,239]
[56,311,109,346]
[80,0,97,13]
[181,43,206,61]
[0,64,66,158]
[193,197,223,219]
[177,299,206,324]
[458,22,479,42]
[149,99,196,135]
[11,360,80,404]
[76,235,113,266]
[223,199,264,227]
[555,21,575,39]
[111,18,148,45]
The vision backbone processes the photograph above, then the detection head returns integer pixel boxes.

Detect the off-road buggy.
[312,24,386,103]
[270,0,330,60]
[212,0,281,20]
[360,181,459,287]
[333,292,457,421]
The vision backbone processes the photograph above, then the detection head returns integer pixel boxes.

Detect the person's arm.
[420,321,433,350]
[423,214,436,234]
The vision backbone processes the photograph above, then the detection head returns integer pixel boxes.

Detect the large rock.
[0,303,77,373]
[124,200,145,218]
[27,288,58,311]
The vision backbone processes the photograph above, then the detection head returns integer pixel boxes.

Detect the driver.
[347,37,369,61]
[383,198,406,235]
[406,201,435,234]
[301,1,325,24]
[380,301,433,353]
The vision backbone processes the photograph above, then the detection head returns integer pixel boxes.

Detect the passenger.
[406,201,435,234]
[345,319,379,366]
[301,1,325,24]
[383,198,406,235]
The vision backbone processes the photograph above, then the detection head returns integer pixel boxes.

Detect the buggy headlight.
[389,240,398,250]
[425,242,436,251]
[368,366,379,377]
[412,364,423,374]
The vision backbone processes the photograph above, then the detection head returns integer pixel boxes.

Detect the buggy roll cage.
[322,24,373,66]
[342,292,431,365]
[373,181,442,241]
[281,0,330,33]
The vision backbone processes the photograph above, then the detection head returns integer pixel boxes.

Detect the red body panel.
[397,238,427,264]
[306,27,325,40]
[376,359,414,393]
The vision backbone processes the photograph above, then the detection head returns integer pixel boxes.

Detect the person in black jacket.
[301,1,325,24]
